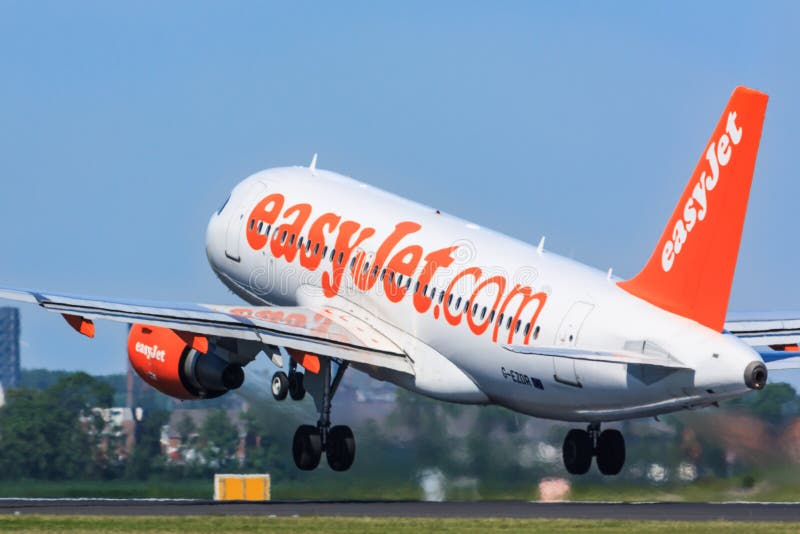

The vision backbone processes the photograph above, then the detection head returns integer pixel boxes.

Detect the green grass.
[1,472,799,502]
[0,480,212,499]
[0,478,423,500]
[1,516,800,534]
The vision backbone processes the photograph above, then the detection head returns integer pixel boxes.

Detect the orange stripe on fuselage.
[245,193,548,347]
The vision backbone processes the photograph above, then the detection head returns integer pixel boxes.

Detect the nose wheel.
[288,358,355,472]
[562,424,625,475]
[271,371,289,400]
[289,371,306,400]
[271,360,307,401]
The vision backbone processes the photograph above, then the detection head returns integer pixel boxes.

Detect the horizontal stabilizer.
[758,350,800,371]
[725,311,800,347]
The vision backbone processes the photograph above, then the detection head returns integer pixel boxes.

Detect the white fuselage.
[205,167,762,423]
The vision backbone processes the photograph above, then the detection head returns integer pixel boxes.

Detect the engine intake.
[128,324,244,399]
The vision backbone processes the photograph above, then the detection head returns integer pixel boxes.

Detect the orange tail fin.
[618,86,768,331]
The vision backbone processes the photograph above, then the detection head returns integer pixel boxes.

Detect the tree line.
[1,370,799,489]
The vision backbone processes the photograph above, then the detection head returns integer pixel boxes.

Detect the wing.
[0,287,413,375]
[503,344,690,369]
[725,311,800,370]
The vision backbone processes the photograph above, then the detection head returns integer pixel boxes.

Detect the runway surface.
[2,499,800,521]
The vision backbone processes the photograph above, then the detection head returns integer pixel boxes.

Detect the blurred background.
[0,0,799,499]
[1,361,799,500]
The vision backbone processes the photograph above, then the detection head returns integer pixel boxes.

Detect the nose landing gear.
[271,359,307,401]
[562,423,626,475]
[271,371,289,401]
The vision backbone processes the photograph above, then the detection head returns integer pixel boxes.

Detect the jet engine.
[127,324,244,399]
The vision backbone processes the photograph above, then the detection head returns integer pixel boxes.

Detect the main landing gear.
[272,357,355,472]
[562,423,625,475]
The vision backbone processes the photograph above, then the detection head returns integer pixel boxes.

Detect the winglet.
[618,86,768,331]
[62,314,95,338]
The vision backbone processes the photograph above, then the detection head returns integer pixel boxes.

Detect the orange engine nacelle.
[127,324,245,400]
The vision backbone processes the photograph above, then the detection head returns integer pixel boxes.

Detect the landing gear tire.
[563,429,593,475]
[289,372,306,401]
[271,372,288,401]
[292,424,322,470]
[291,359,352,471]
[596,429,625,476]
[326,425,356,472]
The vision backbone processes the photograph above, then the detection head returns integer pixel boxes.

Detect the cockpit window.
[217,194,231,215]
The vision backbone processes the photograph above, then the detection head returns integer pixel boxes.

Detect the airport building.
[0,307,21,389]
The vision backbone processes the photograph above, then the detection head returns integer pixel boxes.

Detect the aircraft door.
[225,182,269,262]
[553,301,594,387]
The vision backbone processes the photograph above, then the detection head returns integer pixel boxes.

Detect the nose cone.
[205,209,227,272]
[744,361,768,390]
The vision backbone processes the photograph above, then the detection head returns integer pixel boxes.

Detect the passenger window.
[372,265,380,277]
[405,278,412,290]
[297,236,303,248]
[480,307,486,319]
[281,230,288,243]
[380,269,386,281]
[364,261,370,274]
[350,256,356,269]
[264,224,271,236]
[423,284,429,296]
[489,310,495,323]
[506,316,512,329]
[533,325,541,339]
[498,313,504,325]
[455,296,462,309]
[338,251,344,264]
[314,243,320,255]
[397,274,403,286]
[323,246,328,258]
[414,281,420,294]
[524,323,531,336]
[515,320,521,333]
[250,219,256,231]
[438,290,444,304]
[447,294,453,306]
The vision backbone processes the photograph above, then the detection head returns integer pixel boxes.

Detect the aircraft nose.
[744,361,768,390]
[205,208,227,269]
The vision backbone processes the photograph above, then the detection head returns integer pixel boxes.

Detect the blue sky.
[0,1,799,375]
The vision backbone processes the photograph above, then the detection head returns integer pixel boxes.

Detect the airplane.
[2,86,798,475]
